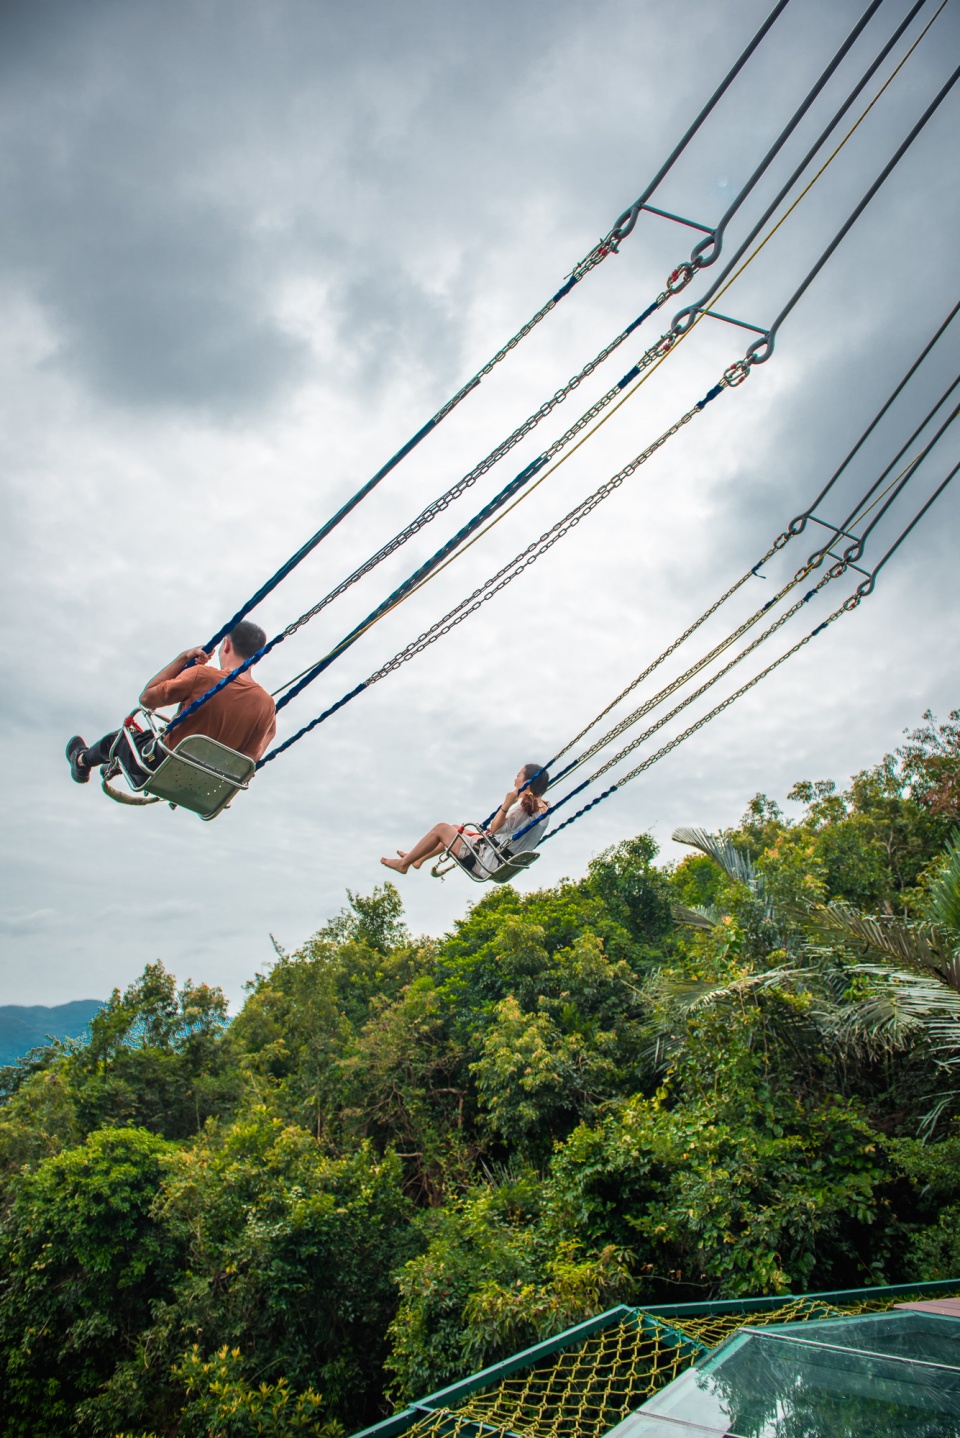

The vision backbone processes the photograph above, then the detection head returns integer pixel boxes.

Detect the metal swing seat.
[430,823,541,885]
[100,708,256,821]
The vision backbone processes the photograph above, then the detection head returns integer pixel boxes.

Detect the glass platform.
[606,1307,960,1438]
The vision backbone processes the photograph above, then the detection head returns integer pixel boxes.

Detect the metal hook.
[670,301,700,336]
[607,204,640,249]
[745,332,775,365]
[690,230,722,268]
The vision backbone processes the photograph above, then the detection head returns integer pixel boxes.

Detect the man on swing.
[65,620,277,784]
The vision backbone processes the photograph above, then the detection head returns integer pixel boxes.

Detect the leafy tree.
[108,1117,419,1435]
[69,962,237,1140]
[120,1344,343,1438]
[386,1173,630,1399]
[0,1127,180,1438]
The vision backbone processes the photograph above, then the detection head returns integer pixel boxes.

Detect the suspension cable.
[823,377,960,553]
[532,460,960,845]
[680,0,887,274]
[599,0,792,248]
[744,56,960,365]
[672,0,943,334]
[787,295,960,533]
[196,1,792,656]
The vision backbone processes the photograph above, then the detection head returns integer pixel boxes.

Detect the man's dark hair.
[228,620,267,661]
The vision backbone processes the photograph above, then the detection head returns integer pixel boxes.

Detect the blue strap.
[510,778,591,842]
[273,453,548,714]
[163,634,286,738]
[695,382,725,411]
[257,682,368,769]
[202,417,444,654]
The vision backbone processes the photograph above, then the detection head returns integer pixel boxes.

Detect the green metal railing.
[352,1277,960,1438]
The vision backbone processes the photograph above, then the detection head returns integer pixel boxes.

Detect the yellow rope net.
[398,1288,960,1438]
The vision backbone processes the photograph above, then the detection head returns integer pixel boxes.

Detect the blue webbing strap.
[256,683,367,769]
[271,454,548,715]
[510,779,592,843]
[255,366,738,765]
[163,635,285,739]
[202,418,441,653]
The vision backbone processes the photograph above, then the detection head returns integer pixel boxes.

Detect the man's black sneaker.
[66,736,91,784]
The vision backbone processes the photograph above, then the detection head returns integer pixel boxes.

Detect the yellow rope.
[289,2,947,679]
[352,0,946,642]
[391,1287,959,1438]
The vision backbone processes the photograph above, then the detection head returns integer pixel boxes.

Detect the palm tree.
[653,827,960,1127]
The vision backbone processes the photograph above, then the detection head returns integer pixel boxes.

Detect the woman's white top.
[487,801,548,856]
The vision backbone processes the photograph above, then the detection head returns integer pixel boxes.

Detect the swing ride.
[85,0,960,890]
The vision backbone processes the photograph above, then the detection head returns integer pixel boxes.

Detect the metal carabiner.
[723,359,751,388]
[666,261,696,295]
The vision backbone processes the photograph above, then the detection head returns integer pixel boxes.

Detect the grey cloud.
[1,0,958,1009]
[0,909,58,935]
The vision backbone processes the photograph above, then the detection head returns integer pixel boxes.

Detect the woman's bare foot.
[380,856,408,873]
[394,848,429,871]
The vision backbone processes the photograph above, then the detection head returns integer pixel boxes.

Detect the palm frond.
[672,827,758,887]
[672,903,723,931]
[845,964,960,1060]
[921,829,960,936]
[804,902,960,991]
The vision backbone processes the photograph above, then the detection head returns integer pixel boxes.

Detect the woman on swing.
[381,763,550,876]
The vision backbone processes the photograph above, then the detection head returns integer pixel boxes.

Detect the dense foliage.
[2,709,960,1436]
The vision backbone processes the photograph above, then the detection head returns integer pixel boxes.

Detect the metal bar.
[350,1306,638,1438]
[806,514,864,545]
[825,550,872,580]
[642,1276,960,1320]
[411,1408,525,1438]
[702,309,769,335]
[640,203,714,235]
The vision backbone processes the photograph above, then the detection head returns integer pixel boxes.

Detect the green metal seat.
[101,710,255,821]
[431,826,541,884]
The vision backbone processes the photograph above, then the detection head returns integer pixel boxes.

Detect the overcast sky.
[2,0,958,1011]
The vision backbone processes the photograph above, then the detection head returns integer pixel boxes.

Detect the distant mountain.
[0,1001,104,1067]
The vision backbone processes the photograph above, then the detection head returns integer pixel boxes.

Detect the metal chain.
[588,566,838,780]
[548,521,796,765]
[280,327,680,647]
[543,594,857,842]
[430,245,620,426]
[558,555,826,776]
[366,364,741,686]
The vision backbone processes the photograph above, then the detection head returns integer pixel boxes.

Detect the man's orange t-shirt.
[149,665,276,761]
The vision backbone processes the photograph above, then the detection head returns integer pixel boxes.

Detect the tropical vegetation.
[2,708,960,1436]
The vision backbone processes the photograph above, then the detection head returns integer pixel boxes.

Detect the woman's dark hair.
[518,762,549,815]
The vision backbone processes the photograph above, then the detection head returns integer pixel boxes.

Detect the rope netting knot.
[393,1289,959,1438]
